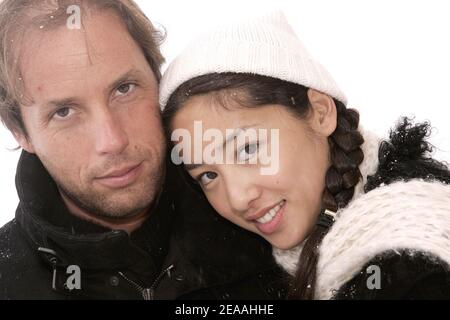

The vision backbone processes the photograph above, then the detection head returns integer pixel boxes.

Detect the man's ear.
[306,88,337,137]
[12,130,35,153]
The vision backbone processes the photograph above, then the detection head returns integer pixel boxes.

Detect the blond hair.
[0,0,165,135]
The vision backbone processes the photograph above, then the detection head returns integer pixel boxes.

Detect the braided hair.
[162,73,365,299]
[289,101,364,299]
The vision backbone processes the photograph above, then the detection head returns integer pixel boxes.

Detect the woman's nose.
[224,171,262,214]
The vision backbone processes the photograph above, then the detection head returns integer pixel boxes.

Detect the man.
[0,0,285,299]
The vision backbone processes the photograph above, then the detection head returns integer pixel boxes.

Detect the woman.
[160,12,450,299]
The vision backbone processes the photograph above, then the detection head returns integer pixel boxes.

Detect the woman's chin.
[269,237,304,251]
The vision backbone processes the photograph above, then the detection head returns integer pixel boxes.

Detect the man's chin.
[89,204,151,222]
[59,184,155,219]
[83,191,156,219]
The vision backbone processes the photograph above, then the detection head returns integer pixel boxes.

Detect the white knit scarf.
[273,126,450,299]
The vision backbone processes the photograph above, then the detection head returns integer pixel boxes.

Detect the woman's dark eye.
[199,171,218,186]
[245,143,258,154]
[237,142,259,161]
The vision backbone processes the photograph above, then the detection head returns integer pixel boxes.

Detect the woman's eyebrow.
[183,131,237,171]
[184,163,202,171]
[183,124,261,171]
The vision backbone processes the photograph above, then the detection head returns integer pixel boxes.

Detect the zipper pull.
[146,264,175,300]
[118,264,175,300]
[38,247,59,290]
[141,265,175,300]
[142,288,154,300]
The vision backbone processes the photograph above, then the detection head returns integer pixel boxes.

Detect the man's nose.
[224,171,262,214]
[93,108,129,155]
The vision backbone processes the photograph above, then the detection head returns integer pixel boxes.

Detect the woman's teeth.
[256,200,285,224]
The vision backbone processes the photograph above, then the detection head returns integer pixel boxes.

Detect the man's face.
[16,10,165,219]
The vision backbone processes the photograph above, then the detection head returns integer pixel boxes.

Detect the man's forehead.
[19,10,142,80]
[18,11,152,105]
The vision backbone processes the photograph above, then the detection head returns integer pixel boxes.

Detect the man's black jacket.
[0,151,287,299]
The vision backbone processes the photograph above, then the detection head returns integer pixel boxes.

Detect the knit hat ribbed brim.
[160,11,347,110]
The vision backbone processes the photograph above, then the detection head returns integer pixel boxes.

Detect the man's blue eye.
[115,83,136,96]
[56,107,70,117]
[53,107,74,119]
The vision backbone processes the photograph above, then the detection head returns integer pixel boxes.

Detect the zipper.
[118,264,175,300]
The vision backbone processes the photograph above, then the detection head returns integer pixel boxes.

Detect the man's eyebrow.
[45,97,78,109]
[43,69,146,110]
[184,124,260,171]
[107,69,146,93]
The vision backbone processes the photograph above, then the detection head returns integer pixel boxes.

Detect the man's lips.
[94,162,143,188]
[97,163,141,178]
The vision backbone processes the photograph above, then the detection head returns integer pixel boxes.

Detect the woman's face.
[170,89,336,249]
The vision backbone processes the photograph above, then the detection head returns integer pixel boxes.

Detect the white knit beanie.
[160,11,347,110]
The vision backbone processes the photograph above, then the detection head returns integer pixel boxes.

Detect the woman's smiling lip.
[254,200,286,234]
[245,199,285,221]
[95,162,143,189]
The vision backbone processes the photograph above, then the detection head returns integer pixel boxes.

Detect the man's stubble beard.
[41,148,166,220]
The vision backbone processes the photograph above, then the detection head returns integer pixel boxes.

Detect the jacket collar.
[14,150,173,273]
[15,150,282,295]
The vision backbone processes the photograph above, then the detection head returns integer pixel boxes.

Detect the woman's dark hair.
[162,72,365,299]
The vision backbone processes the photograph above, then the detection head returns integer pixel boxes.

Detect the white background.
[1,0,449,227]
